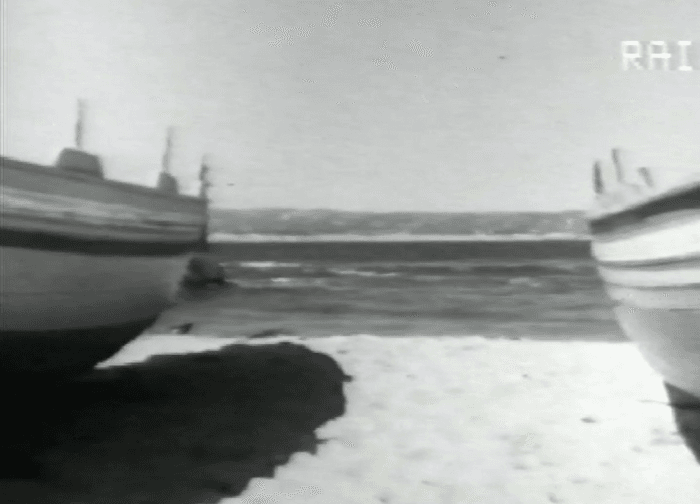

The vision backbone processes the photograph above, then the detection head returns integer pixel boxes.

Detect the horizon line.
[208,232,592,243]
[209,207,588,214]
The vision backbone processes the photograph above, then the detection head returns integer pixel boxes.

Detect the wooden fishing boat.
[0,103,209,377]
[588,149,700,399]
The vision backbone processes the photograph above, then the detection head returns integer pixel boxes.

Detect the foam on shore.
[102,334,700,503]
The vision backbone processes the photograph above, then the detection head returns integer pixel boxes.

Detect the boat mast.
[157,127,179,194]
[162,126,174,174]
[199,155,211,200]
[199,155,211,252]
[638,167,654,188]
[593,161,604,194]
[611,148,625,183]
[75,99,86,150]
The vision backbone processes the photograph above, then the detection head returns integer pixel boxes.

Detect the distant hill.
[208,208,589,239]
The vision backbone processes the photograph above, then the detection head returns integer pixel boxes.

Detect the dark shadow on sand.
[664,382,700,464]
[0,341,350,504]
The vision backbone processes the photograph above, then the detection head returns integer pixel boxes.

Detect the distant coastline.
[209,209,589,241]
[208,232,591,243]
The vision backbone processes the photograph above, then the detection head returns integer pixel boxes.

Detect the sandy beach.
[216,335,700,504]
[3,333,699,503]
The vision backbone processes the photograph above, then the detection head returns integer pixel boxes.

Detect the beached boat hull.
[595,268,700,399]
[1,247,187,332]
[1,153,207,376]
[593,253,700,400]
[589,152,700,399]
[613,306,700,399]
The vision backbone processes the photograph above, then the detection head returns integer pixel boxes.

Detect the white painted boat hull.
[0,152,207,375]
[613,305,700,399]
[589,155,700,399]
[0,246,189,332]
[594,253,700,399]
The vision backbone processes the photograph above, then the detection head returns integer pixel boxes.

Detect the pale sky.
[4,0,700,211]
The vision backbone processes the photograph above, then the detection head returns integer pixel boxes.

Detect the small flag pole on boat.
[162,126,174,174]
[593,161,604,194]
[75,99,86,150]
[199,155,211,201]
[199,155,211,251]
[157,127,179,194]
[611,148,625,183]
[638,167,654,188]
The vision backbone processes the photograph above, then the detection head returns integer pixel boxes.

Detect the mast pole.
[162,126,174,174]
[638,167,654,188]
[611,148,625,183]
[199,154,211,251]
[593,161,604,194]
[199,155,211,201]
[75,99,86,150]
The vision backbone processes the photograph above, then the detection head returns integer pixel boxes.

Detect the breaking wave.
[228,260,593,281]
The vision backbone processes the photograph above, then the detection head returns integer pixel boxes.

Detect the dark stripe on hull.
[0,316,158,376]
[0,228,202,256]
[590,210,700,243]
[602,282,700,310]
[594,252,700,269]
[604,280,700,290]
[589,185,700,235]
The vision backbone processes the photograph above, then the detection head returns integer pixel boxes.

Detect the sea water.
[167,240,622,340]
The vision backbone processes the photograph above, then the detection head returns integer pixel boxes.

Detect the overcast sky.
[5,0,700,211]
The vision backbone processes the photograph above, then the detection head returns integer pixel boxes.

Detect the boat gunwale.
[587,180,700,239]
[587,178,700,223]
[593,252,700,269]
[598,274,700,290]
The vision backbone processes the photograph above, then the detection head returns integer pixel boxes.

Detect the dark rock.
[170,323,194,335]
[182,255,227,288]
[248,328,296,339]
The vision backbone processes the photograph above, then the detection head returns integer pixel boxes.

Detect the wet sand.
[2,334,699,503]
